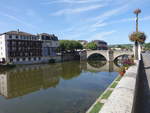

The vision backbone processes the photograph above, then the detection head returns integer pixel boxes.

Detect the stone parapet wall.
[99,61,139,113]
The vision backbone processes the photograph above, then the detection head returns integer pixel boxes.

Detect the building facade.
[92,40,108,50]
[0,30,59,64]
[78,40,88,47]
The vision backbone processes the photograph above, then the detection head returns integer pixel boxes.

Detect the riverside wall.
[98,60,139,113]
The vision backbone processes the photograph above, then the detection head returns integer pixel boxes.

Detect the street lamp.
[133,8,141,60]
[134,8,141,32]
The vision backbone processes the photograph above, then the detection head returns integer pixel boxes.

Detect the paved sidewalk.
[99,64,138,113]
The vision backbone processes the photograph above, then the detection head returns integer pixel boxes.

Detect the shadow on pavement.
[133,57,150,113]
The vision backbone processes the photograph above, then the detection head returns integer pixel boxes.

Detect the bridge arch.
[113,51,133,61]
[87,50,109,61]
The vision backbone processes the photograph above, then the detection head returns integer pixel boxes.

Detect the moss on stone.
[101,90,113,99]
[89,102,104,113]
[116,76,122,81]
[110,82,118,88]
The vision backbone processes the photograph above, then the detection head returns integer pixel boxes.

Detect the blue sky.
[0,0,150,44]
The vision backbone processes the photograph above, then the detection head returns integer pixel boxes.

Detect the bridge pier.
[79,51,87,61]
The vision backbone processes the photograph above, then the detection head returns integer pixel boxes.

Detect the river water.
[0,61,118,113]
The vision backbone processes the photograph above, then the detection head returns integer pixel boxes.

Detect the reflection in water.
[114,55,132,67]
[0,61,120,99]
[88,53,106,61]
[61,62,81,80]
[0,61,118,113]
[87,61,119,72]
[0,63,82,99]
[88,60,107,68]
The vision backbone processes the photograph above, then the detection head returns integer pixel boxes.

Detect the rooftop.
[92,40,107,43]
[2,30,36,36]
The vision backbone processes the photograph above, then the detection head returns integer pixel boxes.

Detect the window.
[20,36,23,40]
[9,35,12,39]
[16,36,18,39]
[34,57,36,61]
[17,58,20,61]
[10,58,13,62]
[23,58,26,61]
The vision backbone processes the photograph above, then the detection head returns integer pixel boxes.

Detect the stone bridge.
[80,50,133,61]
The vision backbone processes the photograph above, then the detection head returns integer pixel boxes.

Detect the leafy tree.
[143,43,150,50]
[59,40,83,52]
[86,42,97,50]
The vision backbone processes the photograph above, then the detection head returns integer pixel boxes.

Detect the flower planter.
[119,71,125,76]
[125,67,128,70]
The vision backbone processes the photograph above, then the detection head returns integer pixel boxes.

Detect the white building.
[0,30,60,64]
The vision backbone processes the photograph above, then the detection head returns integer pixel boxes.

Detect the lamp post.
[134,9,141,32]
[133,9,141,60]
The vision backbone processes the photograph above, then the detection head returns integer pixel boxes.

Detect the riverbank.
[87,61,139,113]
[86,75,122,113]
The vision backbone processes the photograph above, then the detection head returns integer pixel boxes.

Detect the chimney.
[17,29,19,33]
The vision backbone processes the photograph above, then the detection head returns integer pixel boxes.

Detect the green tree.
[144,43,150,50]
[59,40,83,52]
[86,42,97,50]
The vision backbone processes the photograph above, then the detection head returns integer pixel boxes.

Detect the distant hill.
[109,43,150,50]
[109,44,133,49]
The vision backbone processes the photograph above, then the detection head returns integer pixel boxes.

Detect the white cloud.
[89,5,128,22]
[109,16,150,24]
[86,5,128,31]
[0,12,35,28]
[87,30,116,41]
[51,4,105,16]
[91,21,108,29]
[90,15,150,30]
[43,0,103,4]
[140,16,150,21]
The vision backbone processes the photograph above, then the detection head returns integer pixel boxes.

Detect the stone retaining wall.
[99,61,139,113]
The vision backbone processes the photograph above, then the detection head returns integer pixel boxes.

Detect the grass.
[88,75,123,113]
[101,90,113,99]
[110,82,118,88]
[89,102,104,113]
[116,76,122,81]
